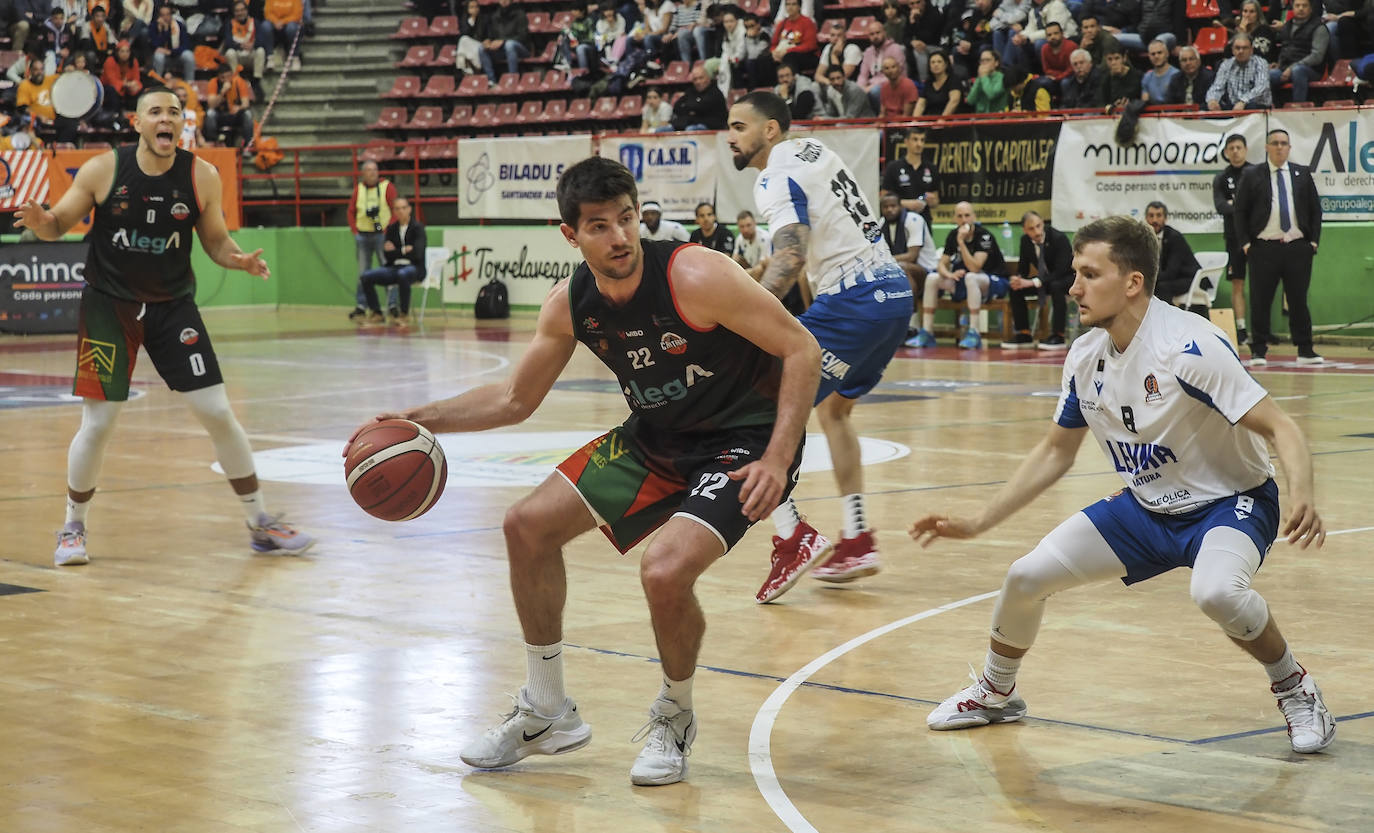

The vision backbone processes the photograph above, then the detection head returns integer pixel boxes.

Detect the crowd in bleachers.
[374,0,1371,153]
[0,0,312,149]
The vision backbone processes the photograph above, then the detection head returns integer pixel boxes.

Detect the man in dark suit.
[1234,128,1324,366]
[1144,200,1202,313]
[1002,211,1074,350]
[1166,45,1215,109]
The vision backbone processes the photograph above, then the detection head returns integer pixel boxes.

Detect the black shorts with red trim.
[555,419,802,554]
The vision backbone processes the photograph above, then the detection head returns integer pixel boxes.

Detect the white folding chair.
[1174,251,1228,310]
[417,246,451,326]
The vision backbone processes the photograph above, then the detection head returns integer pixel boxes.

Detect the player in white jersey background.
[910,215,1334,755]
[728,91,915,603]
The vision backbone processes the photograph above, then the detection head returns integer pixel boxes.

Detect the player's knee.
[503,499,553,553]
[1191,581,1265,637]
[1002,554,1053,602]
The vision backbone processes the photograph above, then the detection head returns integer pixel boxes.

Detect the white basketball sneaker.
[927,672,1027,730]
[1274,670,1336,753]
[629,699,696,786]
[54,521,89,566]
[459,689,592,769]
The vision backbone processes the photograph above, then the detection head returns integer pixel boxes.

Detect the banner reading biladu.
[713,126,881,225]
[458,135,594,220]
[1272,106,1374,221]
[600,134,718,221]
[922,121,1059,225]
[1052,114,1266,233]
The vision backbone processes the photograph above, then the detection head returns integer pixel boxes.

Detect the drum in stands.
[52,71,105,120]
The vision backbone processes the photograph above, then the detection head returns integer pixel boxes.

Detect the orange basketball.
[344,419,447,521]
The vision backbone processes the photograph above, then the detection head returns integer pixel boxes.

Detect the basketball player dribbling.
[347,156,821,785]
[15,86,313,566]
[911,216,1334,754]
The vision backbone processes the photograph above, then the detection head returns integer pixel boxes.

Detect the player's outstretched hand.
[728,458,789,522]
[1281,501,1325,549]
[342,412,407,457]
[909,514,983,548]
[13,199,52,233]
[233,248,271,280]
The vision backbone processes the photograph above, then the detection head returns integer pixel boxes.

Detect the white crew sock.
[841,493,868,539]
[240,491,268,525]
[772,499,801,540]
[525,641,567,716]
[658,673,694,713]
[982,649,1022,695]
[65,495,91,526]
[1264,646,1303,691]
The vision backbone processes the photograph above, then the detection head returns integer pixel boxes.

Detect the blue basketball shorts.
[800,266,913,402]
[949,273,1010,303]
[1082,479,1280,585]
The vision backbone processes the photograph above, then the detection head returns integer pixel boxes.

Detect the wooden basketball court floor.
[2,307,1372,833]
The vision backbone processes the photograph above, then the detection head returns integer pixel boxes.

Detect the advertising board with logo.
[440,226,586,306]
[1273,106,1374,221]
[0,242,87,334]
[458,135,593,220]
[0,150,50,211]
[1052,114,1266,233]
[600,135,718,219]
[915,121,1059,225]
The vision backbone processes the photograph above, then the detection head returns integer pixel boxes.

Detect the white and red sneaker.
[811,531,881,583]
[927,674,1027,730]
[755,522,833,604]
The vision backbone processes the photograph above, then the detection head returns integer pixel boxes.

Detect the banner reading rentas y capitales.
[458,135,594,221]
[1274,106,1374,221]
[921,121,1059,225]
[1053,114,1267,233]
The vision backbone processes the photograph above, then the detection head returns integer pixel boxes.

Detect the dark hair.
[1072,216,1160,293]
[826,65,846,77]
[1224,132,1247,147]
[695,201,715,213]
[736,90,791,133]
[1145,200,1168,216]
[906,126,927,139]
[1045,20,1062,31]
[136,85,178,108]
[1080,13,1098,24]
[1266,127,1290,141]
[1020,210,1042,224]
[556,156,639,228]
[737,209,755,221]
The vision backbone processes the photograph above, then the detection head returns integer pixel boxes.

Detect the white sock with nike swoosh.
[525,641,566,717]
[658,673,694,713]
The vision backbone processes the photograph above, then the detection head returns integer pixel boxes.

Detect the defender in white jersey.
[729,92,915,602]
[911,216,1333,755]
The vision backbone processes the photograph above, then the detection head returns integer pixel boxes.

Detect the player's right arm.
[14,151,114,239]
[388,282,578,435]
[758,222,810,298]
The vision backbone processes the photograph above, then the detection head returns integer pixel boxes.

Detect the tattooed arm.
[759,222,810,300]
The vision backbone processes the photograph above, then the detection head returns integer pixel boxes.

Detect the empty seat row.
[368,96,649,133]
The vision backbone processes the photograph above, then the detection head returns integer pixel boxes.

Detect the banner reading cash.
[459,135,594,220]
[920,121,1058,225]
[601,134,718,220]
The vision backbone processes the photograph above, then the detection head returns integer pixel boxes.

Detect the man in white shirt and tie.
[1233,128,1323,366]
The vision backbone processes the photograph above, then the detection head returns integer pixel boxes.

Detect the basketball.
[344,419,447,521]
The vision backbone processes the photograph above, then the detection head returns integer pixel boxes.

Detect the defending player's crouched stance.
[346,157,821,785]
[910,216,1333,754]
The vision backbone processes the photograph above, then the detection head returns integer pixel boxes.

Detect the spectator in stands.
[913,49,965,115]
[734,13,776,88]
[875,54,918,117]
[904,0,944,82]
[952,0,997,77]
[476,0,528,83]
[1003,210,1072,349]
[457,0,483,74]
[1085,0,1145,52]
[967,47,1009,111]
[347,160,399,321]
[770,0,819,75]
[1229,1,1279,64]
[774,62,820,119]
[1101,46,1142,112]
[265,0,306,70]
[0,111,43,150]
[1141,38,1179,103]
[174,83,204,149]
[595,3,628,65]
[1214,133,1255,343]
[148,4,194,81]
[358,197,426,329]
[556,2,599,71]
[990,0,1029,69]
[1077,14,1119,66]
[1321,0,1363,60]
[120,0,153,56]
[102,38,141,110]
[10,0,47,54]
[881,0,904,42]
[1168,44,1215,107]
[16,58,56,124]
[40,7,70,67]
[820,64,874,116]
[857,19,906,111]
[814,19,861,83]
[641,87,674,131]
[910,201,1010,350]
[879,193,939,320]
[79,5,114,68]
[1039,21,1077,82]
[1006,64,1052,109]
[713,9,745,87]
[1060,47,1105,107]
[205,64,254,148]
[639,200,690,241]
[671,63,727,130]
[1021,0,1078,57]
[882,127,940,229]
[7,45,55,83]
[659,0,709,64]
[1136,0,1182,51]
[223,2,267,98]
[639,0,675,59]
[732,209,772,282]
[1144,201,1203,312]
[56,0,85,28]
[1207,33,1272,109]
[689,202,735,253]
[1271,0,1328,103]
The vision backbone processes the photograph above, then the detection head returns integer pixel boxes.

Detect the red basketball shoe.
[811,531,881,583]
[755,522,833,603]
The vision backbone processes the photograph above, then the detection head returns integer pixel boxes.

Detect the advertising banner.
[1273,106,1374,221]
[47,147,243,233]
[0,150,50,211]
[713,126,881,224]
[601,133,719,220]
[918,121,1059,225]
[1052,114,1266,233]
[440,226,584,306]
[458,135,593,220]
[0,242,87,334]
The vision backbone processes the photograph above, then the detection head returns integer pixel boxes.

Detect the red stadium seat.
[523,40,558,65]
[403,105,445,130]
[495,72,520,95]
[538,98,569,122]
[431,43,456,67]
[652,60,689,85]
[591,96,619,120]
[565,97,592,122]
[420,138,457,160]
[517,70,543,93]
[367,106,407,130]
[446,104,474,127]
[429,16,458,37]
[470,103,499,129]
[1192,26,1227,56]
[1310,59,1355,89]
[845,15,876,39]
[616,94,643,117]
[1325,99,1357,107]
[456,74,490,97]
[1281,101,1315,108]
[395,141,422,161]
[360,140,395,163]
[492,101,520,126]
[397,45,434,68]
[391,17,427,39]
[417,74,456,98]
[526,11,550,32]
[549,10,574,29]
[382,75,422,99]
[514,100,544,123]
[1186,0,1220,18]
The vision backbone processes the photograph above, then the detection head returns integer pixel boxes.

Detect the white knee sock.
[841,493,868,539]
[66,495,91,526]
[772,499,801,540]
[658,673,694,712]
[239,491,268,525]
[525,641,567,716]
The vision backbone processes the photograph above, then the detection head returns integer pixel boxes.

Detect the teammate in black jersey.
[348,156,821,786]
[16,86,313,566]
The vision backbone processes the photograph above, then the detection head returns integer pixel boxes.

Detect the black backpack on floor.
[474,278,509,319]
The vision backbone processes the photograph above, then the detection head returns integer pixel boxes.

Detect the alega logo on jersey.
[623,364,714,408]
[111,227,182,255]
